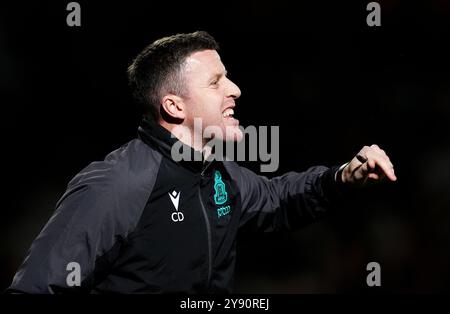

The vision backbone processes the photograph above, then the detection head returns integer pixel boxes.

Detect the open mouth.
[222,108,234,119]
[222,106,239,127]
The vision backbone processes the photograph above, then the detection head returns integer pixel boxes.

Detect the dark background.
[1,0,450,293]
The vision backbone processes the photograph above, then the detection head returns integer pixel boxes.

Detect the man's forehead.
[185,50,226,74]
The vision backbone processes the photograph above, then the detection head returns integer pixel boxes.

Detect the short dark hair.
[127,31,219,120]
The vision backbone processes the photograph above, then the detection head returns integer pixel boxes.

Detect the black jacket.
[7,118,345,294]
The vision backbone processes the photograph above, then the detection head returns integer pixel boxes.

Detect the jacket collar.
[137,117,215,174]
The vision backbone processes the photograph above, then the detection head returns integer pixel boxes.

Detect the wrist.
[335,162,349,184]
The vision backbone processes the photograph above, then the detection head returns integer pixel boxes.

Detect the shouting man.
[7,31,396,293]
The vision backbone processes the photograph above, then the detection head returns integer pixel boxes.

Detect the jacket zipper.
[199,169,212,290]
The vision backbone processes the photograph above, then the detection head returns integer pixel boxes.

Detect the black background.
[1,0,450,293]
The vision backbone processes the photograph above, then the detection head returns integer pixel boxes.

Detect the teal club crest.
[213,171,228,205]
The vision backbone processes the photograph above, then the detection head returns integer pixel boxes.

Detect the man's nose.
[226,77,241,99]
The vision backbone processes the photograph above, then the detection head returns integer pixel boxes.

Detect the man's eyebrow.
[209,70,228,81]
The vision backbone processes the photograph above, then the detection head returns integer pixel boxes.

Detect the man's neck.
[159,120,212,161]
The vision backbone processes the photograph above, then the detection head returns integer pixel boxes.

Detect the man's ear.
[161,94,186,120]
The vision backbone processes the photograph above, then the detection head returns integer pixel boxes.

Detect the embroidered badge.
[213,171,228,205]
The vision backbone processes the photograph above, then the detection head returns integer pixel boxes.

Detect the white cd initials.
[169,191,184,222]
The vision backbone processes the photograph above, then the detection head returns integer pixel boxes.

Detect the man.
[7,31,396,293]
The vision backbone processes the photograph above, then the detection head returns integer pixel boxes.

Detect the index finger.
[370,154,397,181]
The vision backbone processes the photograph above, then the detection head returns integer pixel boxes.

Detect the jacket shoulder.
[64,139,162,205]
[55,138,163,240]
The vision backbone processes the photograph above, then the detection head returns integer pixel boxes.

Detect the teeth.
[222,108,234,118]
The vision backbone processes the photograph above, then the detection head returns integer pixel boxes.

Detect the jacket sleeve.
[6,141,161,294]
[229,163,346,232]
